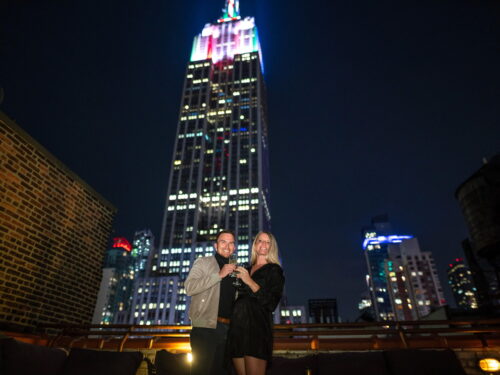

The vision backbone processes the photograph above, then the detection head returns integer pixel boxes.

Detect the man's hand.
[219,264,236,278]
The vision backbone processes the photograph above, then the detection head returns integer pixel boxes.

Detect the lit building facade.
[140,0,272,324]
[384,258,416,321]
[128,276,180,325]
[362,215,409,321]
[447,258,479,310]
[132,229,155,277]
[93,238,135,324]
[94,232,156,324]
[362,215,446,321]
[389,238,446,319]
[279,305,306,324]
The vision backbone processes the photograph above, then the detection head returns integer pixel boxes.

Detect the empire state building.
[131,0,272,324]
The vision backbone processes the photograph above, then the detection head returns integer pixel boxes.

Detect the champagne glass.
[234,262,249,288]
[228,254,238,277]
[229,254,241,287]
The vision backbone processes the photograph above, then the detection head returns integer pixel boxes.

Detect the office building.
[135,0,272,324]
[94,232,156,324]
[0,111,115,332]
[362,215,445,320]
[279,305,307,324]
[132,229,155,277]
[447,258,479,310]
[128,276,180,325]
[362,215,409,321]
[93,238,135,324]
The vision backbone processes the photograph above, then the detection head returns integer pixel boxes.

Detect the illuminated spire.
[219,0,240,22]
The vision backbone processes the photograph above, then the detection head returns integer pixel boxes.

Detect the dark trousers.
[190,322,229,375]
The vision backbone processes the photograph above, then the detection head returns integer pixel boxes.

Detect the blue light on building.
[363,235,414,250]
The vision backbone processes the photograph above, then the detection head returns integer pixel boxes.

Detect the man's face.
[214,233,236,258]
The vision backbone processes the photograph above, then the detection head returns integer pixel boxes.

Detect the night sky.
[1,0,499,320]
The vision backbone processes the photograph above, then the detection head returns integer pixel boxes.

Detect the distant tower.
[362,215,410,320]
[362,215,445,320]
[447,258,479,310]
[93,237,134,324]
[393,238,446,318]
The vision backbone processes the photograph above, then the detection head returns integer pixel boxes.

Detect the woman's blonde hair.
[250,231,281,265]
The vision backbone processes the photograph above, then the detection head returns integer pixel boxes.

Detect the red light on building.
[113,237,132,252]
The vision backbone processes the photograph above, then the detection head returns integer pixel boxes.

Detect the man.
[185,230,237,375]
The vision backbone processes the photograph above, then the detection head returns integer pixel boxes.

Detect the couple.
[185,230,284,375]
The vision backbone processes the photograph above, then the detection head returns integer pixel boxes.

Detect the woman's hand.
[235,266,251,284]
[236,266,260,293]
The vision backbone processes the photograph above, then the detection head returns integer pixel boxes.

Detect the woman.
[227,231,285,375]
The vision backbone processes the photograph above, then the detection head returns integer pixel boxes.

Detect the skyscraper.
[447,258,479,310]
[362,215,446,321]
[139,0,271,324]
[93,238,134,324]
[362,215,410,321]
[94,232,155,324]
[132,229,155,277]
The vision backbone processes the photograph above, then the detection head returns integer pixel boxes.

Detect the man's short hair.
[215,230,235,242]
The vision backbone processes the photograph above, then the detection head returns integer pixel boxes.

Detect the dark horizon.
[1,0,499,320]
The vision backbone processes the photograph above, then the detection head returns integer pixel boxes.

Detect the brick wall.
[0,111,116,332]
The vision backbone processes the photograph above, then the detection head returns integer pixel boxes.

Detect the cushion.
[317,352,390,375]
[384,349,467,375]
[266,355,317,375]
[0,338,67,375]
[61,348,143,375]
[155,349,190,375]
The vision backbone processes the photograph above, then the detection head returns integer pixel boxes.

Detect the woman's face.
[255,233,271,257]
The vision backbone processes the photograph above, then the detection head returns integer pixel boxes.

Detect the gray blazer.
[185,256,221,329]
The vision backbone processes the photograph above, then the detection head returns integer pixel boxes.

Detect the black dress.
[227,263,285,361]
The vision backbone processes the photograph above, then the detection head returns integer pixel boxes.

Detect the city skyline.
[1,0,499,320]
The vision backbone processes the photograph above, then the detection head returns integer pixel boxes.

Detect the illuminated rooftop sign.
[113,237,132,252]
[363,235,414,250]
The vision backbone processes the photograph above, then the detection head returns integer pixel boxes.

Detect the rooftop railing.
[5,318,500,352]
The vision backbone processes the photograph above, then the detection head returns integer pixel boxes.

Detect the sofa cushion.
[155,349,190,375]
[0,338,67,375]
[266,355,317,375]
[383,349,467,375]
[61,348,143,375]
[317,351,390,375]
